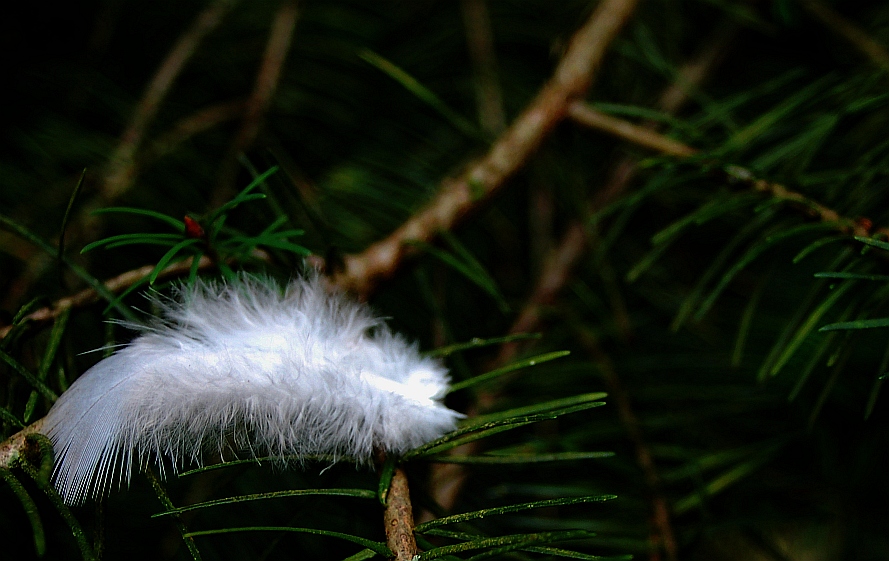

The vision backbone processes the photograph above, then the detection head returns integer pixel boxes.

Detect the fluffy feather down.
[42,274,462,505]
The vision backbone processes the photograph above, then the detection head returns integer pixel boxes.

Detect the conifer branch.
[0,1,642,545]
[426,21,741,558]
[568,103,884,239]
[331,0,642,298]
[2,0,640,335]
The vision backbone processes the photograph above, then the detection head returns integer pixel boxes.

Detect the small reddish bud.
[184,215,205,239]
[854,217,873,235]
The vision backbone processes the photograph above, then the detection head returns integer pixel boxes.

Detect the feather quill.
[42,274,462,505]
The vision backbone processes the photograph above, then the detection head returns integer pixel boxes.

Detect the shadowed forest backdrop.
[2,0,889,559]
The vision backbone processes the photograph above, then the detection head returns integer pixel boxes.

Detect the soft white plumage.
[42,274,462,505]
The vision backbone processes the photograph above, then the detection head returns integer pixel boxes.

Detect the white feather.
[42,274,462,505]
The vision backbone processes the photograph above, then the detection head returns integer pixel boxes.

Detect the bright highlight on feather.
[42,274,462,505]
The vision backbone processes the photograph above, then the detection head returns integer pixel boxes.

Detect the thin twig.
[102,0,238,200]
[141,99,247,166]
[99,100,248,201]
[0,252,272,340]
[799,0,889,74]
[213,0,299,206]
[568,104,696,158]
[461,0,506,136]
[383,466,418,561]
[568,103,881,239]
[331,0,642,298]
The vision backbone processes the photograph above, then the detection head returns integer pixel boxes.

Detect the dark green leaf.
[0,468,45,556]
[0,349,58,402]
[205,167,279,224]
[0,212,139,322]
[360,50,479,139]
[154,488,376,517]
[415,495,617,532]
[448,351,571,393]
[417,530,594,560]
[406,394,607,459]
[145,469,203,561]
[377,455,397,505]
[81,232,181,252]
[425,451,614,464]
[91,207,186,230]
[18,461,97,561]
[341,549,380,561]
[814,272,889,281]
[185,527,390,556]
[819,317,889,331]
[792,235,847,263]
[673,454,774,515]
[57,169,87,262]
[855,236,889,252]
[767,280,856,376]
[148,239,203,284]
[427,334,541,358]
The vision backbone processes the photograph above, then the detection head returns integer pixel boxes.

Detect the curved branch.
[331,0,641,298]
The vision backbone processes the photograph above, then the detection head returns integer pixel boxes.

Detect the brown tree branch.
[383,466,418,561]
[0,250,271,341]
[331,0,641,298]
[102,0,238,200]
[0,419,44,468]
